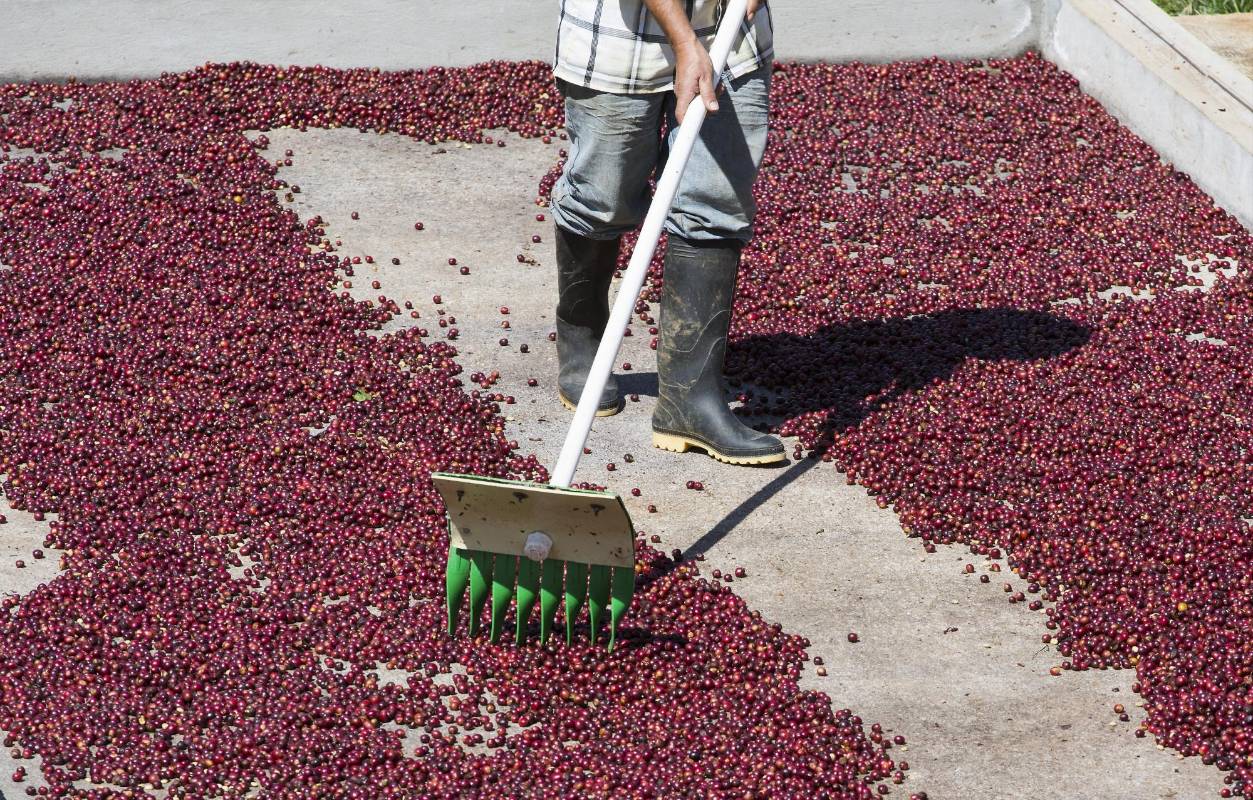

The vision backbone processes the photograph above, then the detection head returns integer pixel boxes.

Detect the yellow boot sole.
[652,431,787,466]
[559,392,623,418]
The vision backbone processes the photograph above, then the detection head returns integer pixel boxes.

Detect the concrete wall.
[0,0,1038,82]
[1040,0,1253,228]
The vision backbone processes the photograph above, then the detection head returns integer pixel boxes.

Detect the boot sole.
[652,431,786,466]
[559,393,623,418]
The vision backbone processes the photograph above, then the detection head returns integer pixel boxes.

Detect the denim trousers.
[550,62,772,244]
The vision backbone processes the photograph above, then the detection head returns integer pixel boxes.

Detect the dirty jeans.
[550,62,772,244]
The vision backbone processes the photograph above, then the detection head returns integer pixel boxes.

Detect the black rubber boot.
[652,236,786,465]
[555,225,623,416]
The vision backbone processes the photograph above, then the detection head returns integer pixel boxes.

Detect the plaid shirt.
[554,0,774,94]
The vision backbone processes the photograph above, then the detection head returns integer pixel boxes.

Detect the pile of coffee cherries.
[551,55,1253,794]
[4,51,1253,797]
[0,62,898,797]
[713,56,1253,795]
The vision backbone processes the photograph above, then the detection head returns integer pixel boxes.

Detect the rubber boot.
[652,236,786,465]
[555,225,623,416]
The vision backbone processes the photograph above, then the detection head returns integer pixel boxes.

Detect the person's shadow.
[663,306,1092,559]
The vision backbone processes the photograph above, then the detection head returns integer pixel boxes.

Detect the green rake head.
[431,472,637,651]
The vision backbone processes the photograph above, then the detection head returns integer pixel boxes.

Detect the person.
[549,0,785,466]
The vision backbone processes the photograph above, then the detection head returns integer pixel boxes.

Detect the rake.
[434,0,750,651]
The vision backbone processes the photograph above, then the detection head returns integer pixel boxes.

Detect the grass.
[1153,0,1253,14]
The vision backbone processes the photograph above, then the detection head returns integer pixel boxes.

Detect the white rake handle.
[549,0,751,489]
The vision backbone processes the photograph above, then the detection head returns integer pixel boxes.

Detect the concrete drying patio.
[1,1,1251,797]
[1,125,1222,800]
[3,0,1250,228]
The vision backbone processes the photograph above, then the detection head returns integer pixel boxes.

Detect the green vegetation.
[1153,0,1253,14]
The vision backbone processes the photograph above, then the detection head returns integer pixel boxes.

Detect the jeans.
[550,62,772,244]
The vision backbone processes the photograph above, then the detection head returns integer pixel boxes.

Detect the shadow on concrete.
[681,456,823,561]
[679,307,1091,559]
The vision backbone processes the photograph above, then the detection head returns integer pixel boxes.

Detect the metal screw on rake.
[434,0,749,652]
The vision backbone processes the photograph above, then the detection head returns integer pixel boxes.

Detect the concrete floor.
[0,128,1221,799]
[1178,12,1253,80]
[0,0,1039,83]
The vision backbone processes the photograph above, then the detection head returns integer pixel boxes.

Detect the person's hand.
[673,38,718,124]
[747,0,764,21]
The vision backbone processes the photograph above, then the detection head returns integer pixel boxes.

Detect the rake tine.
[539,559,564,644]
[564,562,588,645]
[467,550,494,638]
[515,557,541,644]
[489,554,517,644]
[587,564,611,643]
[446,546,473,635]
[608,565,635,652]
